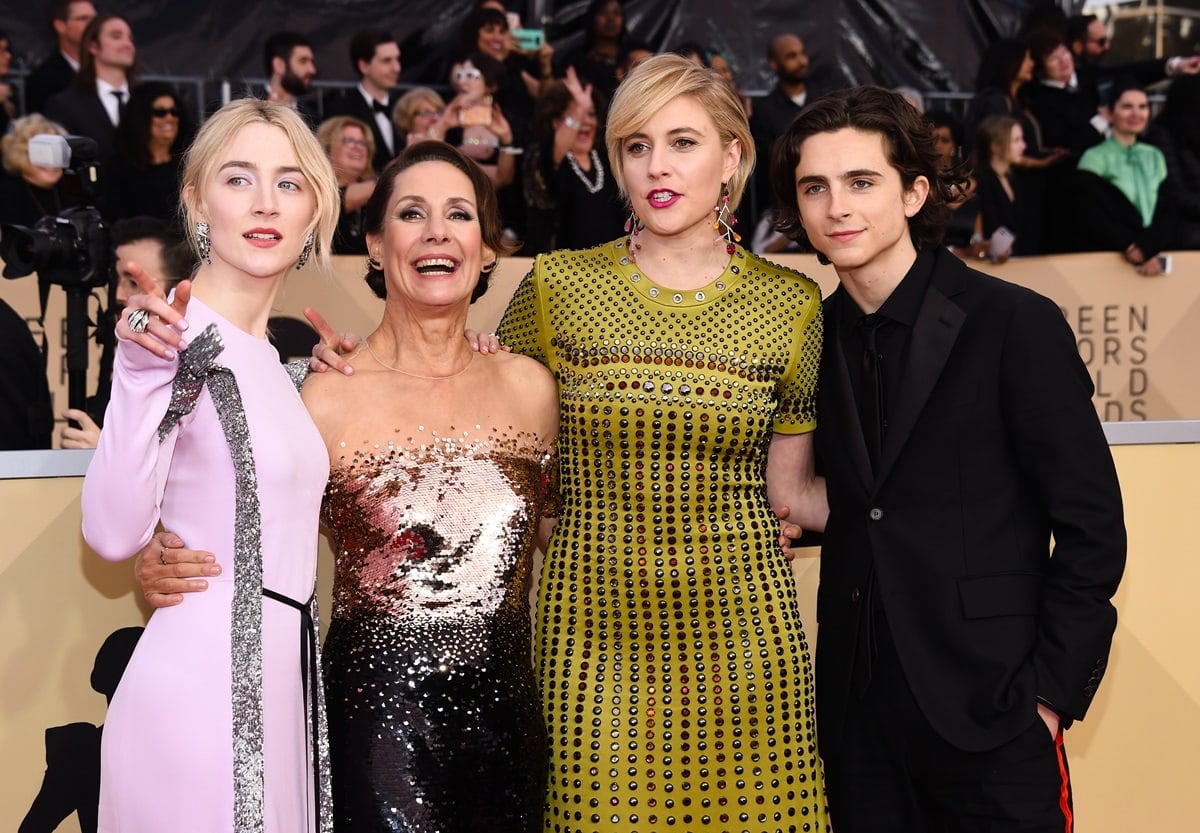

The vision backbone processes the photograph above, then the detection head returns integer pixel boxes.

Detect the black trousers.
[823,613,1073,833]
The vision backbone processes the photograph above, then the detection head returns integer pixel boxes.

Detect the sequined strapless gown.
[321,436,555,832]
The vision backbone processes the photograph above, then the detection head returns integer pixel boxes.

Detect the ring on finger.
[128,308,152,334]
[160,546,168,566]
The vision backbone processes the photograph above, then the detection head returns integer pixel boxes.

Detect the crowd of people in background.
[2,0,1198,453]
[3,0,1198,266]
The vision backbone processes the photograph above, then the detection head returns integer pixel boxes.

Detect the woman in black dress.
[521,67,624,254]
[112,81,192,222]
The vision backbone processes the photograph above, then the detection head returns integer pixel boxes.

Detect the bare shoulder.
[492,350,554,386]
[488,352,558,435]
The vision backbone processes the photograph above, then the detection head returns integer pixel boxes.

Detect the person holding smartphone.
[442,53,518,189]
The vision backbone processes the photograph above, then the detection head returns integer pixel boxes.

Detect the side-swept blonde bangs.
[605,53,756,208]
[180,99,340,275]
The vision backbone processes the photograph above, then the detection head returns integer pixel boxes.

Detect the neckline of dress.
[610,240,747,308]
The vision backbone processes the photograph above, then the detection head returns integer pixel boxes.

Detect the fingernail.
[209,564,221,575]
[177,319,190,331]
[164,349,177,360]
[178,338,189,350]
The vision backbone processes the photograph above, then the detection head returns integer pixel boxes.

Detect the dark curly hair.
[770,85,971,257]
[114,81,193,171]
[362,140,515,302]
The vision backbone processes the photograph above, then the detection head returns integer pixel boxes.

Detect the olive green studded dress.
[497,240,829,833]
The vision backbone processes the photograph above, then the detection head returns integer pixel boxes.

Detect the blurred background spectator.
[316,115,377,256]
[0,113,74,226]
[1145,74,1200,250]
[112,81,192,223]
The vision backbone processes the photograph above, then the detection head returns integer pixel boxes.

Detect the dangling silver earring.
[623,210,643,263]
[712,183,741,255]
[196,221,211,265]
[296,232,314,270]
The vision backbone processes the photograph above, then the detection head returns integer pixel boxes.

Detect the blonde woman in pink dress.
[81,98,340,833]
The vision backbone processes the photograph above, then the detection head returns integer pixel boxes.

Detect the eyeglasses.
[341,137,370,149]
[151,106,180,118]
[416,108,443,118]
[453,67,483,82]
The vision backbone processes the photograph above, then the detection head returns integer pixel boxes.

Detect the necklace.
[364,340,476,380]
[565,149,605,194]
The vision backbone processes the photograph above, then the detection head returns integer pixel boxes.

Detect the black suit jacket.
[814,248,1125,754]
[25,52,75,115]
[43,87,116,164]
[323,87,400,174]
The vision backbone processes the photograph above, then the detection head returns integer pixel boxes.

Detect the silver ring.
[160,546,167,566]
[128,308,151,334]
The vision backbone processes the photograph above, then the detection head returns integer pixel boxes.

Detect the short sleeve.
[496,261,550,367]
[772,280,822,435]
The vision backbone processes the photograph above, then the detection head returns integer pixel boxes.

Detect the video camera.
[1,134,112,288]
[0,134,116,415]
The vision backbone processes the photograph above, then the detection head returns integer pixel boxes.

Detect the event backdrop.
[2,436,1196,831]
[0,0,1127,106]
[4,250,1198,446]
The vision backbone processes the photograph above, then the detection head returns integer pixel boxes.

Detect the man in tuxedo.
[24,0,95,115]
[772,86,1126,832]
[44,14,133,166]
[323,29,401,174]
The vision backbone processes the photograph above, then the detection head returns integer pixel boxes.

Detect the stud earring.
[712,183,741,255]
[196,221,211,265]
[624,210,643,263]
[296,232,314,270]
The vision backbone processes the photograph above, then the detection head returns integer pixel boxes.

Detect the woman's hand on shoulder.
[465,328,511,354]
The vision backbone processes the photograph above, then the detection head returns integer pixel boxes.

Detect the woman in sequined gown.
[81,100,342,833]
[495,55,832,833]
[299,141,559,832]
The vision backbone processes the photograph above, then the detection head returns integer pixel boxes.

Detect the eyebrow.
[797,167,883,185]
[625,126,703,142]
[218,161,305,176]
[396,194,477,207]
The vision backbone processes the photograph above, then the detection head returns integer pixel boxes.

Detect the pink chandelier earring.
[624,209,643,263]
[713,183,741,255]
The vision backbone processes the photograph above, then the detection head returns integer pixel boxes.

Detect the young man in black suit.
[44,13,133,166]
[772,86,1126,832]
[323,29,402,174]
[25,0,95,115]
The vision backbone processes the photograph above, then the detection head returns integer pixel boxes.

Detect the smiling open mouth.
[415,257,457,275]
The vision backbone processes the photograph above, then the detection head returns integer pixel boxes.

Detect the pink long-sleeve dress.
[81,296,330,833]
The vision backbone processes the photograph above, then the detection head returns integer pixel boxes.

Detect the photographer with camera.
[2,132,116,435]
[0,115,77,226]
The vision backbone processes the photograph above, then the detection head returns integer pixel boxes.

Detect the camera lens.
[1,219,81,280]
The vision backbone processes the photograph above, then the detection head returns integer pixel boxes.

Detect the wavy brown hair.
[771,85,971,254]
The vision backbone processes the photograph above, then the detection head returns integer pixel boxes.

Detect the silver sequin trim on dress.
[158,323,332,833]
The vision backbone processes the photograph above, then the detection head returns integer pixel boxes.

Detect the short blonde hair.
[316,115,376,180]
[1,114,68,176]
[392,87,446,137]
[606,53,755,208]
[179,99,340,275]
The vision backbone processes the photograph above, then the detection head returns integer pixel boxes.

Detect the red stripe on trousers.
[1055,728,1073,833]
